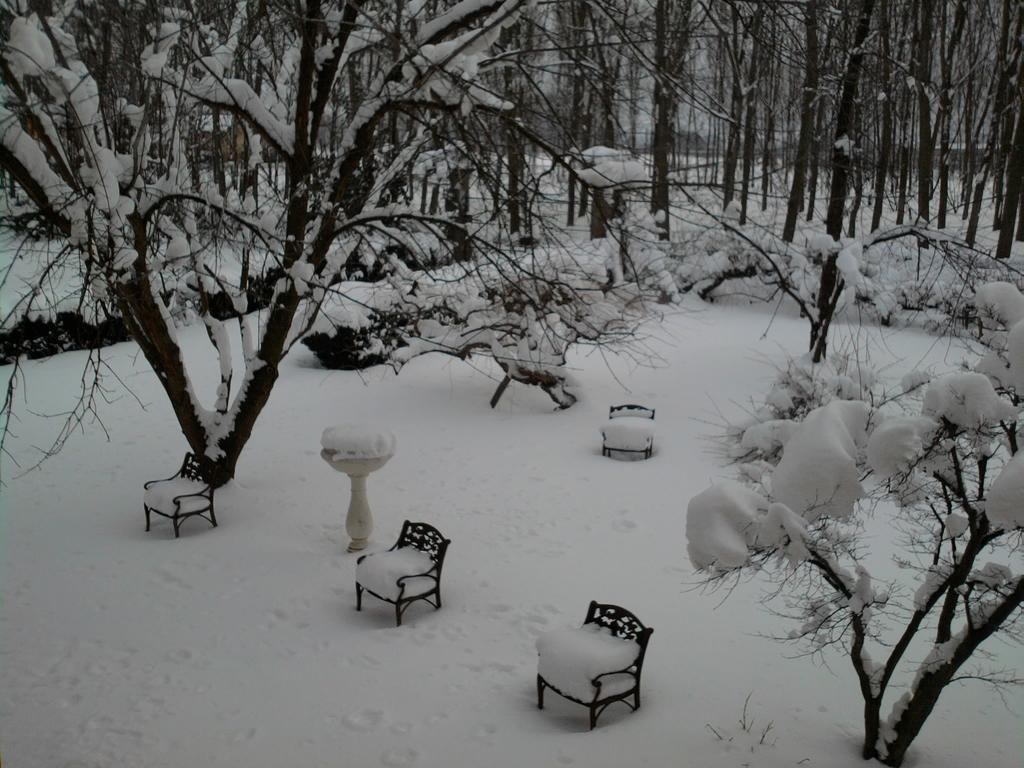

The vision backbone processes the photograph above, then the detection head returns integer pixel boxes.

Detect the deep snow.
[2,299,1021,768]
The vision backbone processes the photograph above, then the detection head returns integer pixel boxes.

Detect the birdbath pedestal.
[320,426,396,553]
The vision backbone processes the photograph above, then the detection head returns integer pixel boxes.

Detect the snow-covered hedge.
[672,212,1022,335]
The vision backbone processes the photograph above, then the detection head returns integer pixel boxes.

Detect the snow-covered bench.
[143,453,217,538]
[601,404,656,459]
[536,601,653,729]
[356,520,451,626]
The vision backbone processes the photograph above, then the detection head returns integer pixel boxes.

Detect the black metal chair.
[143,452,216,538]
[601,404,656,459]
[537,601,653,729]
[355,520,450,626]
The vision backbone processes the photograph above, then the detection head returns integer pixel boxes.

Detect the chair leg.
[435,590,442,610]
[589,705,598,730]
[145,507,151,532]
[209,503,218,528]
[356,584,363,611]
[633,688,641,710]
[537,676,545,709]
[395,601,403,627]
[173,515,181,539]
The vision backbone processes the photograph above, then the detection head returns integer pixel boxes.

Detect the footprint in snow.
[381,747,417,767]
[472,723,498,742]
[343,709,384,732]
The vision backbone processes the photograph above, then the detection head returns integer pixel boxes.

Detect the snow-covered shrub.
[671,211,763,301]
[379,239,663,408]
[731,350,879,468]
[301,309,411,371]
[672,211,1020,347]
[686,281,1024,767]
[0,310,128,363]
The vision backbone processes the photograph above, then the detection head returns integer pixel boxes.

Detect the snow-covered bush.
[307,239,665,408]
[686,282,1024,767]
[730,350,879,472]
[301,308,410,371]
[673,209,1020,352]
[0,310,128,363]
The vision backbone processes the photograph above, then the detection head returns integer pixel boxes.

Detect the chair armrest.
[144,472,183,489]
[394,566,439,597]
[590,662,640,688]
[396,565,439,585]
[171,488,213,507]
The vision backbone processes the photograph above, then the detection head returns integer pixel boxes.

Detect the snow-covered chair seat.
[356,520,450,626]
[143,453,216,539]
[536,601,653,729]
[601,404,656,459]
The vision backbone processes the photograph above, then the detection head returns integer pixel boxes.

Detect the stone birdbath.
[320,425,396,552]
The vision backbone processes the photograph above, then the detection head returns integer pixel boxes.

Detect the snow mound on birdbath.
[974,282,1024,327]
[922,373,1017,429]
[536,624,640,701]
[866,416,938,477]
[321,425,396,459]
[686,481,766,570]
[986,451,1024,530]
[771,400,869,522]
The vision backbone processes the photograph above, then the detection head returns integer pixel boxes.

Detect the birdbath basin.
[320,425,396,552]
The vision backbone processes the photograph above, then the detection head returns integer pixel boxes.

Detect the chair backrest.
[583,601,653,652]
[609,404,655,420]
[179,453,209,483]
[395,520,450,563]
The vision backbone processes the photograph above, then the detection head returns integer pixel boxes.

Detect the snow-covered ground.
[2,299,1021,768]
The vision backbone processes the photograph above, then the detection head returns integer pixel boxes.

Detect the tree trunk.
[895,105,912,225]
[936,1,967,229]
[721,5,743,210]
[861,696,883,761]
[806,102,824,222]
[508,126,523,235]
[870,0,893,233]
[590,188,610,239]
[914,0,935,227]
[738,21,761,226]
[811,0,877,363]
[783,0,818,242]
[995,103,1024,259]
[990,0,1015,229]
[1017,182,1024,241]
[650,0,673,240]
